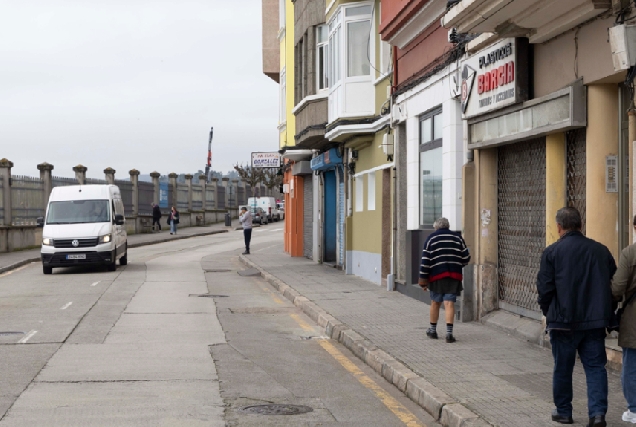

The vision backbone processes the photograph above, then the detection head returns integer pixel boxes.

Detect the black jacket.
[537,231,616,331]
[152,205,162,220]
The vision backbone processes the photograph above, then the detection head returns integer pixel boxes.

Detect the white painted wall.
[395,65,465,232]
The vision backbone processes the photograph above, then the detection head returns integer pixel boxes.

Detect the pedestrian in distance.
[418,217,470,343]
[239,206,252,255]
[168,206,179,235]
[537,207,616,427]
[611,214,636,424]
[151,203,162,232]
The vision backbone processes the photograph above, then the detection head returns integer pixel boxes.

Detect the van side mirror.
[36,217,44,228]
[114,214,124,225]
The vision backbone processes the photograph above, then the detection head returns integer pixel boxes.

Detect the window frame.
[355,175,364,212]
[419,107,443,227]
[367,172,375,211]
[279,67,287,124]
[316,25,329,92]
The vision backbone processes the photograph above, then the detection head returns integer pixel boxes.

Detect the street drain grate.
[239,404,313,416]
[188,294,229,298]
[0,331,24,336]
[204,269,232,273]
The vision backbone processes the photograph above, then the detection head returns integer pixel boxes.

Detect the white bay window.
[327,2,374,123]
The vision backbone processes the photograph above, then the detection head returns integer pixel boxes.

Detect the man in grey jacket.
[239,207,252,255]
[611,215,636,424]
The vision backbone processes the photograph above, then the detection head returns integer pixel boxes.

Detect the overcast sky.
[0,0,279,178]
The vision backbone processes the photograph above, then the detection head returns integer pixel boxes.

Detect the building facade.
[441,0,636,321]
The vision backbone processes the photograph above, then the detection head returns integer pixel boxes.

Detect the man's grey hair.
[433,217,450,230]
[556,207,582,231]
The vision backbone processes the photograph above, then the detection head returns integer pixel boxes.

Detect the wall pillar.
[168,173,178,209]
[150,171,160,205]
[476,148,498,318]
[185,174,193,212]
[129,169,140,216]
[0,158,13,226]
[37,162,54,205]
[587,85,619,259]
[461,160,477,321]
[199,175,208,211]
[104,167,116,185]
[210,178,219,209]
[546,132,567,245]
[221,178,230,209]
[73,164,87,185]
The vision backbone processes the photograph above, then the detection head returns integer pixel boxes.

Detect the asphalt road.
[0,225,438,426]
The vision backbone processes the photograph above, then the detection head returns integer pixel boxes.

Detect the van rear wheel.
[43,266,52,275]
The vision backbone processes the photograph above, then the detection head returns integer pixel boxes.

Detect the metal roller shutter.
[303,177,313,259]
[497,138,546,318]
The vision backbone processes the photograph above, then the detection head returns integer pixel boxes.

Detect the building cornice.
[325,115,390,141]
[386,0,446,50]
[292,92,328,116]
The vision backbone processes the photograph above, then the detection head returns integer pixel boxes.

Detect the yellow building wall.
[278,0,295,149]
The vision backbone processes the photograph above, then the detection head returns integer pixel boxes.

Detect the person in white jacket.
[239,207,252,255]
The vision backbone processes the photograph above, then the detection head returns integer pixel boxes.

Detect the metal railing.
[138,181,154,215]
[192,184,203,210]
[115,180,133,215]
[176,183,188,211]
[11,175,45,225]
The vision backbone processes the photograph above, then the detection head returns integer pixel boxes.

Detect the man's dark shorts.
[430,291,457,303]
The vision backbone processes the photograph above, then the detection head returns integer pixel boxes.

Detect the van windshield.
[46,200,111,224]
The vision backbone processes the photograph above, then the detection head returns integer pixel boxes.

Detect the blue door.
[323,170,337,262]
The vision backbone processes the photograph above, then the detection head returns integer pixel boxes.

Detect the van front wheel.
[43,266,52,275]
[107,262,117,272]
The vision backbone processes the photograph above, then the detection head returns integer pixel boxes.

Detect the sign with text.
[461,38,528,119]
[159,182,169,208]
[251,152,281,168]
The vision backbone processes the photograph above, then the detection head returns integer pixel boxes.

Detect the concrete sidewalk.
[240,245,627,427]
[0,223,232,274]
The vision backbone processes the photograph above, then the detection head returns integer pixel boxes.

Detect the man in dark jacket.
[418,217,470,343]
[152,203,162,232]
[537,207,616,427]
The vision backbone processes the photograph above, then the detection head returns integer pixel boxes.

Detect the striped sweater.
[419,228,471,282]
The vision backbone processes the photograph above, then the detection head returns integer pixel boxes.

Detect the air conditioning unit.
[609,24,636,71]
[382,133,394,157]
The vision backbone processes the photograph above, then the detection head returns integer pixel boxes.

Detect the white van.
[37,185,128,274]
[248,196,280,222]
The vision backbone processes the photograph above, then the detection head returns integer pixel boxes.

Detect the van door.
[113,199,125,256]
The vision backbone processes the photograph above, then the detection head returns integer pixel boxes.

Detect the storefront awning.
[310,148,343,171]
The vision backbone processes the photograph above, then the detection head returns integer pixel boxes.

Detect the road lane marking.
[90,281,100,287]
[317,339,426,427]
[60,302,73,310]
[290,313,315,332]
[18,330,37,344]
[0,263,31,278]
[269,228,283,232]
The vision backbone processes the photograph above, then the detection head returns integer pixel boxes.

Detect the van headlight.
[42,238,54,246]
[98,234,112,244]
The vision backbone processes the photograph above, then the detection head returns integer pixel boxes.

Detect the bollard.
[225,212,231,226]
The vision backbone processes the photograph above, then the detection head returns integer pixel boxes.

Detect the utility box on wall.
[609,24,636,71]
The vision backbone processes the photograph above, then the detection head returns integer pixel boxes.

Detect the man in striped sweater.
[418,217,471,343]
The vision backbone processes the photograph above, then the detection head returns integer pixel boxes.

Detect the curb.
[239,255,492,427]
[0,229,229,275]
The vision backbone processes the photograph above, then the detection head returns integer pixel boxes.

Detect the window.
[328,19,341,88]
[355,176,364,212]
[367,172,375,211]
[280,68,286,123]
[419,108,443,226]
[347,20,371,77]
[316,25,328,91]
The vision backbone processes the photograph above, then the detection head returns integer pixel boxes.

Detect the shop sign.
[251,152,281,168]
[461,38,528,119]
[310,148,343,171]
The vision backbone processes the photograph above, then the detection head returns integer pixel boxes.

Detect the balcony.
[441,0,610,43]
[293,94,329,149]
[262,0,280,82]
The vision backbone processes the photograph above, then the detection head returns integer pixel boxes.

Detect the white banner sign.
[251,152,281,168]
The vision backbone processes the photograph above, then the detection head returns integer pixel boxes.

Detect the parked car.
[37,184,128,274]
[277,202,285,220]
[248,197,280,222]
[251,207,268,225]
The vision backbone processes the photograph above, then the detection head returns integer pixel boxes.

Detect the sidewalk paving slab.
[240,245,628,427]
[0,223,232,274]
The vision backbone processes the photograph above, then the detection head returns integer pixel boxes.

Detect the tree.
[263,168,283,196]
[234,163,265,197]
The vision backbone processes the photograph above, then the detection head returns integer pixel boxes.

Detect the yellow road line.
[290,313,315,332]
[318,339,426,427]
[0,263,32,278]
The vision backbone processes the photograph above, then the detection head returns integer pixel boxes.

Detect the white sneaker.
[623,410,636,423]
